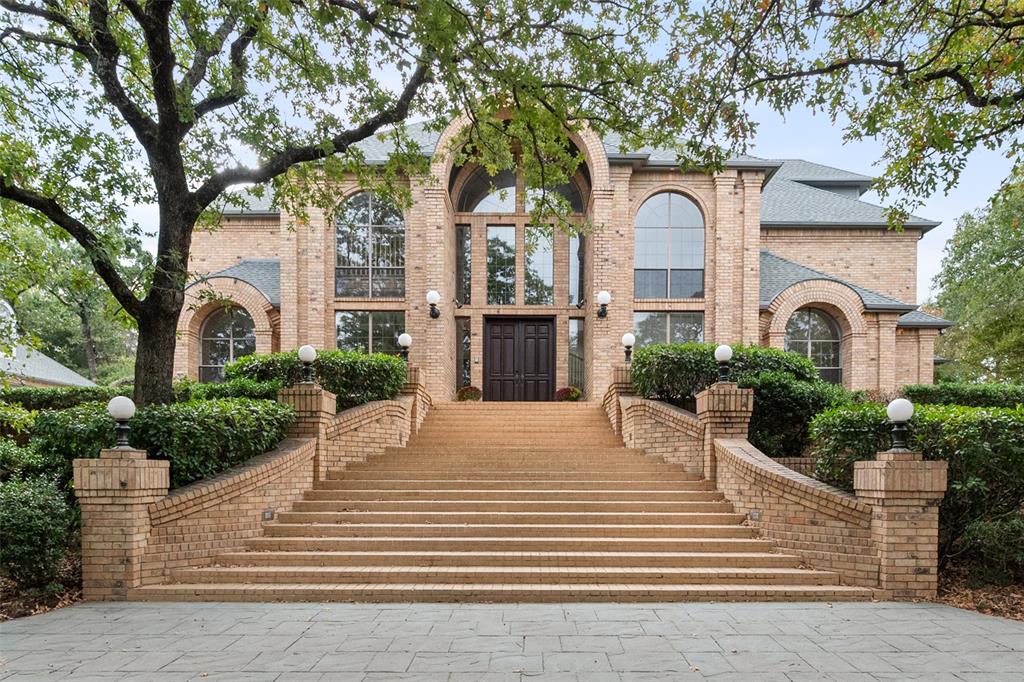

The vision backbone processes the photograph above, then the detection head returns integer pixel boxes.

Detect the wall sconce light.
[298,344,317,383]
[596,290,611,318]
[714,344,733,382]
[107,396,136,449]
[426,290,441,319]
[622,332,636,363]
[886,398,914,451]
[453,298,464,309]
[398,333,412,362]
[575,297,586,310]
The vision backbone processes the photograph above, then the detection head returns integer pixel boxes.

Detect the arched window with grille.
[335,192,405,298]
[784,307,843,384]
[199,307,256,382]
[634,192,705,299]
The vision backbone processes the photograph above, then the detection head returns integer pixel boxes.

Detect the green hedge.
[0,439,45,482]
[225,349,406,411]
[173,377,284,402]
[0,476,71,589]
[0,385,127,411]
[956,514,1024,584]
[0,401,35,442]
[903,382,1024,408]
[31,398,295,489]
[809,402,1024,559]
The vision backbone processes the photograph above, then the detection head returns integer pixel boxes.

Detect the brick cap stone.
[854,455,947,499]
[73,454,170,499]
[696,383,754,414]
[100,447,147,460]
[277,384,337,413]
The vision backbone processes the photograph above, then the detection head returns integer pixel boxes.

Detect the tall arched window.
[634,192,705,299]
[785,308,842,384]
[199,307,256,382]
[335,192,405,297]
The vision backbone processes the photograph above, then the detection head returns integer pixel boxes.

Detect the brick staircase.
[134,403,872,602]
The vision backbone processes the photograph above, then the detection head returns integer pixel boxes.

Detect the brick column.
[696,382,753,484]
[854,451,947,599]
[400,365,431,433]
[73,449,170,600]
[278,384,337,480]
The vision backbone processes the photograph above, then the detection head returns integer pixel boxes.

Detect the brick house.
[174,118,950,401]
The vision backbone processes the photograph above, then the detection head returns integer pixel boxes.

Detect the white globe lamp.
[107,396,136,448]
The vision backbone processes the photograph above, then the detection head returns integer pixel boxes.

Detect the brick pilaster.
[277,385,337,479]
[73,449,170,600]
[696,382,753,483]
[854,451,947,599]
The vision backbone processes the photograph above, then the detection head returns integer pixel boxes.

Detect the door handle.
[514,371,523,385]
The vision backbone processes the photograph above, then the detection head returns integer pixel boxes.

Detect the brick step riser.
[379,448,648,457]
[245,538,772,552]
[341,464,687,473]
[170,568,840,586]
[308,488,723,500]
[258,523,755,538]
[131,585,872,603]
[292,499,730,511]
[318,478,708,489]
[328,472,704,481]
[211,551,802,569]
[264,512,746,527]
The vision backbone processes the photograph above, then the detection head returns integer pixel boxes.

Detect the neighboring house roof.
[897,310,954,329]
[0,345,96,387]
[188,259,281,307]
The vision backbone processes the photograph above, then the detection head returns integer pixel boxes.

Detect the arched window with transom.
[785,307,843,384]
[335,192,405,298]
[199,306,256,382]
[634,192,705,299]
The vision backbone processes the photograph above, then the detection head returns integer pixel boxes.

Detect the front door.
[484,317,555,401]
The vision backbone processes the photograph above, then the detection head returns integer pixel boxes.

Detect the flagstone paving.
[1,601,1023,680]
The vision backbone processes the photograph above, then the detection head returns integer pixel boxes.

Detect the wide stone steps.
[138,402,872,603]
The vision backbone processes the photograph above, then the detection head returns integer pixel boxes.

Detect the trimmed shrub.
[0,384,126,411]
[555,387,582,402]
[0,401,35,442]
[0,439,45,482]
[225,350,406,411]
[174,377,284,402]
[30,398,295,489]
[456,386,482,401]
[631,342,820,404]
[738,371,852,458]
[0,476,71,588]
[809,402,1024,558]
[955,515,1024,584]
[903,382,1024,409]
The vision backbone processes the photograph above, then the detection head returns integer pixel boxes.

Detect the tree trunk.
[133,303,182,406]
[76,301,99,380]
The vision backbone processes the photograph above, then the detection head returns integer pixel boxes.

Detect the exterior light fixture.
[298,344,317,383]
[575,297,586,310]
[886,398,915,451]
[426,290,441,319]
[452,298,464,309]
[622,332,636,363]
[596,290,611,318]
[714,344,733,382]
[398,333,412,362]
[107,396,136,449]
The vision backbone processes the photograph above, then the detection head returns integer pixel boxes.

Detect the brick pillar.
[696,382,753,484]
[278,384,336,480]
[73,449,170,600]
[400,365,430,433]
[854,451,947,599]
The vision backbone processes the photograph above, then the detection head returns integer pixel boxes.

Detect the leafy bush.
[903,382,1024,408]
[0,385,127,411]
[955,515,1024,583]
[738,371,852,458]
[0,439,45,482]
[810,402,1024,558]
[31,399,295,489]
[631,342,820,404]
[555,387,582,402]
[225,350,406,410]
[174,377,284,402]
[0,401,35,442]
[0,476,71,588]
[456,386,482,401]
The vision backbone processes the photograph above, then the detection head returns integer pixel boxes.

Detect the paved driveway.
[1,601,1022,680]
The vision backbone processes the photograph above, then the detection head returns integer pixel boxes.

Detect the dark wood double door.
[484,317,555,401]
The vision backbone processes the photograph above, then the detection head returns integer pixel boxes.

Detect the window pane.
[635,193,671,228]
[335,220,368,267]
[230,309,255,338]
[669,312,704,343]
[807,310,838,340]
[370,267,404,298]
[819,368,843,384]
[633,312,668,347]
[202,310,232,339]
[487,225,516,305]
[635,227,669,269]
[669,269,704,298]
[810,340,840,368]
[456,224,471,305]
[371,196,403,225]
[336,192,405,299]
[635,270,668,299]
[525,226,554,305]
[568,318,585,391]
[336,311,370,352]
[568,234,584,306]
[199,366,224,383]
[371,311,404,354]
[202,339,230,366]
[526,182,585,213]
[232,338,256,360]
[785,339,808,357]
[670,228,704,269]
[668,193,704,228]
[785,310,811,339]
[335,267,370,297]
[455,317,471,390]
[459,167,517,213]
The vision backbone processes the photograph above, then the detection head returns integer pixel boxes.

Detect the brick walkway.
[2,602,1022,680]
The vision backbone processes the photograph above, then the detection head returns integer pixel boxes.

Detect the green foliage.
[738,371,852,458]
[809,402,1024,559]
[0,439,44,482]
[0,384,128,411]
[0,401,35,441]
[555,387,582,402]
[903,382,1024,409]
[225,350,406,411]
[173,377,284,402]
[0,476,71,589]
[456,386,482,401]
[956,515,1024,584]
[30,399,295,489]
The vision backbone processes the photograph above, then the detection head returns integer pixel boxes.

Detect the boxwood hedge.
[0,384,127,411]
[903,382,1024,408]
[173,377,284,402]
[225,349,406,411]
[0,476,71,589]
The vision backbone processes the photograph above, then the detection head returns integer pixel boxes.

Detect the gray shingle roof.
[897,310,953,329]
[760,250,916,312]
[0,345,96,387]
[189,259,281,307]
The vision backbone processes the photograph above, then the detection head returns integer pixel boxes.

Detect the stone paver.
[1,602,1023,680]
